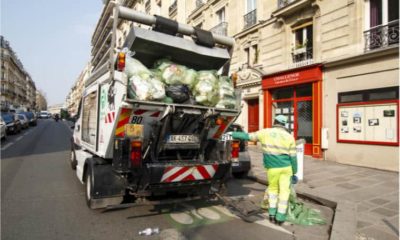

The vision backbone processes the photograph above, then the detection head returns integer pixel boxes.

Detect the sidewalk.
[247,145,399,240]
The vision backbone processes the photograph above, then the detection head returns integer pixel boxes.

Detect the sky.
[1,0,103,106]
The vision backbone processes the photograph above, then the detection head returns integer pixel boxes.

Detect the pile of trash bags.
[286,185,326,226]
[125,56,236,109]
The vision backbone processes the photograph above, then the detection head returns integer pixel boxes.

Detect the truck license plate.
[167,135,199,143]
[221,133,233,141]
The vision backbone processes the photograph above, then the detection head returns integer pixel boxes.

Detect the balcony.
[196,0,205,9]
[272,0,311,18]
[291,46,313,68]
[278,0,296,9]
[243,9,257,29]
[210,22,228,36]
[169,1,177,16]
[364,20,399,51]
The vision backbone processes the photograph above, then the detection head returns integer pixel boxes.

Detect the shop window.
[337,86,399,145]
[272,87,294,99]
[296,84,312,97]
[338,86,399,103]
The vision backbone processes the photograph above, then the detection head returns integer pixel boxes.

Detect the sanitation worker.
[229,115,297,225]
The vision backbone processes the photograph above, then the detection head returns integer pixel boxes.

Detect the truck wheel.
[85,169,96,209]
[85,167,124,209]
[70,149,77,170]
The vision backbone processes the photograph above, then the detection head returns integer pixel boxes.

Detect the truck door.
[81,86,98,150]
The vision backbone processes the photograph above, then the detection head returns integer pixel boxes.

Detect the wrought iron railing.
[277,0,296,9]
[169,1,177,15]
[244,9,257,29]
[291,46,313,68]
[210,22,228,36]
[364,20,399,51]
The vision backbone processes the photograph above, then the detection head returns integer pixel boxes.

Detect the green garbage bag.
[192,70,220,107]
[154,59,198,89]
[125,55,152,79]
[215,76,236,109]
[286,185,326,226]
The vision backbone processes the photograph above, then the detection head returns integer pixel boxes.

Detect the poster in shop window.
[338,103,398,143]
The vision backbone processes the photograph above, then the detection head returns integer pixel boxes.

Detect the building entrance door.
[271,84,313,155]
[247,98,259,132]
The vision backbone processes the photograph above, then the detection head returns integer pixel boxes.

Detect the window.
[244,47,250,66]
[244,0,257,28]
[337,87,399,145]
[82,91,98,145]
[246,0,256,13]
[217,8,225,23]
[292,24,313,64]
[252,45,258,64]
[338,86,399,103]
[365,0,399,50]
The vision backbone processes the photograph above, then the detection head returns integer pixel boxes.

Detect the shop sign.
[262,65,322,89]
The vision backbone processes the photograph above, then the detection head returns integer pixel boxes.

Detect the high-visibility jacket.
[232,126,297,174]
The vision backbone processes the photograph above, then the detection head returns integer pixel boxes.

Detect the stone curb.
[246,174,357,240]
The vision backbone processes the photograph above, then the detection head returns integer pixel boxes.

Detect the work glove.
[291,175,298,185]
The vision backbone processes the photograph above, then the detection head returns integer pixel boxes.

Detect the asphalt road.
[1,119,294,240]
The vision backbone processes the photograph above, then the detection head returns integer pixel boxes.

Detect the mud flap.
[91,163,126,199]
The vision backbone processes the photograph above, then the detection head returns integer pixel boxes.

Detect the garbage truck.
[70,5,241,209]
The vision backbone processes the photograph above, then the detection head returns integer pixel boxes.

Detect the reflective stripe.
[262,144,291,152]
[269,194,278,199]
[278,200,288,206]
[263,150,290,156]
[278,207,287,214]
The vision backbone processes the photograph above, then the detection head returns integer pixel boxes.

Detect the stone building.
[88,0,398,170]
[0,36,37,111]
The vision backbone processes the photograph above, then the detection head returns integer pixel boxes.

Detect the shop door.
[271,84,313,155]
[295,100,313,155]
[247,98,259,133]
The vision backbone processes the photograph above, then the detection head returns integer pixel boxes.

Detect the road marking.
[15,136,23,141]
[1,127,35,151]
[1,142,12,150]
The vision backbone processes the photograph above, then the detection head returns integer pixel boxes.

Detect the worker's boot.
[269,215,276,223]
[275,220,284,226]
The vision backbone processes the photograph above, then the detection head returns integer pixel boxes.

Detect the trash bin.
[295,139,306,181]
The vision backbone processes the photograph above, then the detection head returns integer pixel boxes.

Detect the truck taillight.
[130,141,142,167]
[117,52,126,71]
[231,140,240,160]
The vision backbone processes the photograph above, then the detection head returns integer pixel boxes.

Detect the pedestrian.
[229,115,297,225]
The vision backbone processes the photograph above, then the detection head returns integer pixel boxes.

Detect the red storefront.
[262,64,323,158]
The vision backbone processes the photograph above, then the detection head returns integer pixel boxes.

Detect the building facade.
[35,90,47,111]
[66,63,90,116]
[1,36,37,111]
[89,0,398,170]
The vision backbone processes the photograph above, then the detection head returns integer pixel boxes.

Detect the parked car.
[21,112,37,126]
[17,114,29,129]
[225,123,251,178]
[1,113,22,134]
[0,117,6,140]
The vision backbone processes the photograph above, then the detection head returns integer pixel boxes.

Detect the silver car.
[17,114,29,129]
[0,117,6,140]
